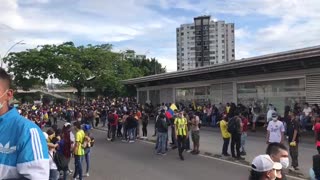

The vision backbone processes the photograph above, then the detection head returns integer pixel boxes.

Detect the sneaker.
[289,167,295,171]
[224,153,231,157]
[157,152,162,155]
[179,155,184,161]
[107,138,111,141]
[240,151,247,156]
[83,173,89,177]
[161,153,167,156]
[129,140,135,143]
[294,167,300,171]
[122,139,127,142]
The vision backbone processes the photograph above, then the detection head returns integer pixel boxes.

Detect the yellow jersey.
[220,119,231,138]
[174,117,188,136]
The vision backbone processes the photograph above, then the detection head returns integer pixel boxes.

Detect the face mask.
[280,157,289,168]
[0,90,8,110]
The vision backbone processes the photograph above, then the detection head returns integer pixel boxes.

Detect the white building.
[177,16,235,71]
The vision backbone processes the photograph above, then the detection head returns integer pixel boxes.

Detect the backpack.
[51,152,68,171]
[227,117,237,134]
[108,114,115,123]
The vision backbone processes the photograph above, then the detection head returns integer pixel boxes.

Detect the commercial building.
[177,16,235,71]
[123,46,320,116]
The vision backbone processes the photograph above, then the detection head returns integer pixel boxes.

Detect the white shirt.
[267,120,285,143]
[49,151,57,170]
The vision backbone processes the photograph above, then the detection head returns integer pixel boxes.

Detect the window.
[222,56,225,59]
[182,53,184,56]
[222,50,225,54]
[231,30,234,33]
[181,48,184,51]
[210,35,215,38]
[222,40,225,43]
[181,27,184,30]
[232,54,235,57]
[181,32,184,36]
[210,51,215,54]
[190,26,194,29]
[191,37,195,40]
[190,47,195,50]
[232,49,235,52]
[221,34,225,38]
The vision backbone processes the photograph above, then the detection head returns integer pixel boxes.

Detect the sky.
[0,0,320,72]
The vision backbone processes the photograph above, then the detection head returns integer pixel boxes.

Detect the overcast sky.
[1,0,320,72]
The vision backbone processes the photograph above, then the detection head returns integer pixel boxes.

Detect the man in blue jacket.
[0,68,49,179]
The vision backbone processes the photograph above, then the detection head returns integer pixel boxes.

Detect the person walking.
[142,111,149,138]
[174,111,188,160]
[220,114,231,156]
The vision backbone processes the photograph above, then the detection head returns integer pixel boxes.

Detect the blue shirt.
[0,108,49,179]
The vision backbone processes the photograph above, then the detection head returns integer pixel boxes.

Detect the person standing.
[82,124,94,177]
[73,121,85,180]
[267,112,285,144]
[220,114,231,156]
[142,111,149,138]
[314,117,320,154]
[240,113,249,156]
[174,111,188,160]
[156,113,168,155]
[229,115,244,160]
[302,103,312,132]
[127,111,138,143]
[287,113,300,171]
[0,68,49,179]
[266,143,289,180]
[191,113,200,154]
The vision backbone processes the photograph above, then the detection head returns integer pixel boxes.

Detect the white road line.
[92,127,306,180]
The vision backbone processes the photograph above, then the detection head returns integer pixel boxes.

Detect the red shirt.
[109,113,119,126]
[242,118,248,132]
[314,123,320,147]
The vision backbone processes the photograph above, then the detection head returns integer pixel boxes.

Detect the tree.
[128,57,166,76]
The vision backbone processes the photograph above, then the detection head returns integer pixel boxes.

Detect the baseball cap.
[251,154,282,172]
[64,122,71,127]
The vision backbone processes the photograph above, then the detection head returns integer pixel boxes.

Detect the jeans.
[128,128,136,141]
[290,144,299,168]
[222,137,230,155]
[117,123,123,137]
[49,169,59,180]
[231,133,241,158]
[73,155,83,180]
[300,116,310,130]
[241,132,247,152]
[101,116,107,127]
[211,115,217,127]
[81,149,91,173]
[157,132,167,153]
[177,135,187,156]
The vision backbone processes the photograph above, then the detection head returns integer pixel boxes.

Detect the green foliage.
[4,42,165,98]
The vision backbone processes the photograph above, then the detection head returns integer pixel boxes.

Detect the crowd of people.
[2,65,320,180]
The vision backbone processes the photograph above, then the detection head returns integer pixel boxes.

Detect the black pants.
[317,146,320,154]
[290,144,299,168]
[123,125,128,140]
[107,123,111,138]
[231,133,241,158]
[177,135,186,156]
[95,118,100,127]
[117,123,123,137]
[111,125,116,141]
[222,137,230,155]
[171,126,177,146]
[53,117,57,125]
[142,123,148,137]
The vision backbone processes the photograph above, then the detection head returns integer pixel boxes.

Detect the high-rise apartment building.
[177,16,235,71]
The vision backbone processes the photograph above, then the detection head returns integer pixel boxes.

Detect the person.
[171,109,179,149]
[267,104,276,124]
[191,112,200,154]
[82,124,94,177]
[174,110,188,160]
[101,107,107,127]
[314,117,320,154]
[142,111,149,138]
[126,111,138,143]
[58,123,73,180]
[0,68,49,179]
[251,104,260,132]
[266,143,289,180]
[73,121,85,180]
[156,113,168,155]
[240,113,249,156]
[229,115,244,160]
[301,102,312,132]
[249,154,282,180]
[267,113,285,144]
[286,113,300,171]
[108,109,118,141]
[309,154,320,180]
[43,132,59,180]
[220,114,231,156]
[94,108,100,128]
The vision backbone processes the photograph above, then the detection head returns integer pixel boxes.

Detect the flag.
[165,111,172,119]
[170,104,178,111]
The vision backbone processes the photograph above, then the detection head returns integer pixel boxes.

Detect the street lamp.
[1,40,26,68]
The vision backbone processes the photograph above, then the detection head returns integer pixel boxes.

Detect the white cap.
[64,122,71,127]
[43,132,48,140]
[252,154,282,172]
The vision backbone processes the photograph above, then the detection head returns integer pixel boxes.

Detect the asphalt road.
[84,128,251,180]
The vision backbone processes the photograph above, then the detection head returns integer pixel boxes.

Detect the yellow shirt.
[75,130,85,156]
[220,120,231,138]
[174,117,188,136]
[226,106,230,114]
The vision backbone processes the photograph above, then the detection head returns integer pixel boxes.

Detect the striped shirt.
[0,108,49,179]
[174,117,188,136]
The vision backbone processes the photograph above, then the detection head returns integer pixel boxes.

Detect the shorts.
[191,130,200,145]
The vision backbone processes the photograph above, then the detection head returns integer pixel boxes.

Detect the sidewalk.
[95,122,312,178]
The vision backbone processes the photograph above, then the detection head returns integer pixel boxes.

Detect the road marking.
[90,126,305,180]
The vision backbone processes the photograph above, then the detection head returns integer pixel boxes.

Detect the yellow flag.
[170,104,178,111]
